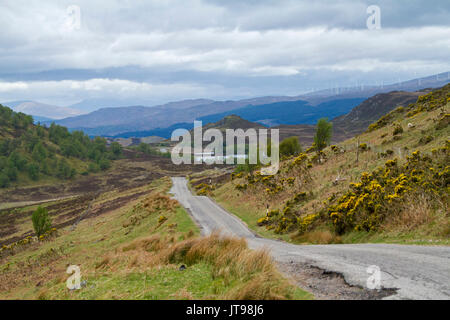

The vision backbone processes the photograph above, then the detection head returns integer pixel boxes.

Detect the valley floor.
[0,176,310,300]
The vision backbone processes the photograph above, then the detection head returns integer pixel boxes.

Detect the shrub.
[57,159,76,179]
[418,135,433,145]
[305,144,316,153]
[330,145,340,154]
[324,146,448,234]
[358,143,369,152]
[98,158,111,171]
[436,114,450,130]
[110,142,123,159]
[0,172,9,188]
[393,124,403,136]
[32,206,52,238]
[158,215,168,225]
[279,137,302,157]
[88,162,100,173]
[313,118,333,152]
[27,163,40,181]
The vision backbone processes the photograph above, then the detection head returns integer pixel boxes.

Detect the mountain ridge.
[31,72,450,137]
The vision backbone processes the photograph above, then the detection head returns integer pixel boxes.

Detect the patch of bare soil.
[0,150,212,245]
[278,261,397,300]
[0,151,208,204]
[191,172,231,188]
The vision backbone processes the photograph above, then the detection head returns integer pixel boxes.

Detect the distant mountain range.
[300,71,450,104]
[176,89,434,148]
[67,98,216,114]
[4,72,449,137]
[272,90,428,146]
[196,98,366,127]
[47,96,304,136]
[3,100,83,120]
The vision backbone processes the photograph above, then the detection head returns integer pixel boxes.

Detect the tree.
[0,172,9,188]
[110,142,123,159]
[4,164,18,182]
[313,118,333,152]
[8,151,27,170]
[32,206,52,237]
[280,136,302,157]
[32,142,47,162]
[27,163,40,181]
[57,159,75,179]
[98,158,111,171]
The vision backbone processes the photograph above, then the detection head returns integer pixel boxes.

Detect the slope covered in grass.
[203,84,450,244]
[0,177,311,300]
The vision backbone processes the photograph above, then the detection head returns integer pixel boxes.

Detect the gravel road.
[170,177,450,300]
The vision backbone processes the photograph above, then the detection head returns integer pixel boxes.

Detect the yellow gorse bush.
[325,143,449,234]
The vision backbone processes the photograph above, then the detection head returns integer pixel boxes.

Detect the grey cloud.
[0,0,449,106]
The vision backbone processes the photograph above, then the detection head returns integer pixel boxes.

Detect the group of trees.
[233,118,333,173]
[0,105,123,188]
[279,117,332,157]
[0,105,33,130]
[136,142,171,158]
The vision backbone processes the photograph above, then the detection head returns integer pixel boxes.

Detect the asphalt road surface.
[170,177,450,300]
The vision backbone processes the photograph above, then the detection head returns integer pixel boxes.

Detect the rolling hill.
[48,96,304,136]
[0,104,121,188]
[272,90,429,146]
[4,101,83,120]
[197,98,365,127]
[42,73,449,137]
[331,90,427,137]
[203,83,450,246]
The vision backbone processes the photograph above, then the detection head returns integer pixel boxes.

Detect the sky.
[0,0,449,108]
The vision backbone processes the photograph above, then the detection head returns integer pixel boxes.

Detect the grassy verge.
[213,182,294,242]
[0,177,312,300]
[214,182,450,246]
[205,99,450,246]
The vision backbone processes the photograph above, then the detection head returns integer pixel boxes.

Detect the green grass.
[213,184,293,242]
[0,177,312,300]
[340,230,450,245]
[205,99,450,246]
[41,263,220,300]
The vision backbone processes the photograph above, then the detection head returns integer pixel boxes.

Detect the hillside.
[42,73,449,137]
[272,90,429,147]
[202,114,267,131]
[191,84,450,244]
[0,177,311,300]
[107,136,166,147]
[112,98,364,139]
[115,90,432,148]
[49,96,303,136]
[5,101,83,120]
[197,98,365,127]
[68,98,215,113]
[0,104,122,188]
[332,90,427,137]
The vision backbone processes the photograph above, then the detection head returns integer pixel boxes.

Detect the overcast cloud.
[0,0,449,107]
